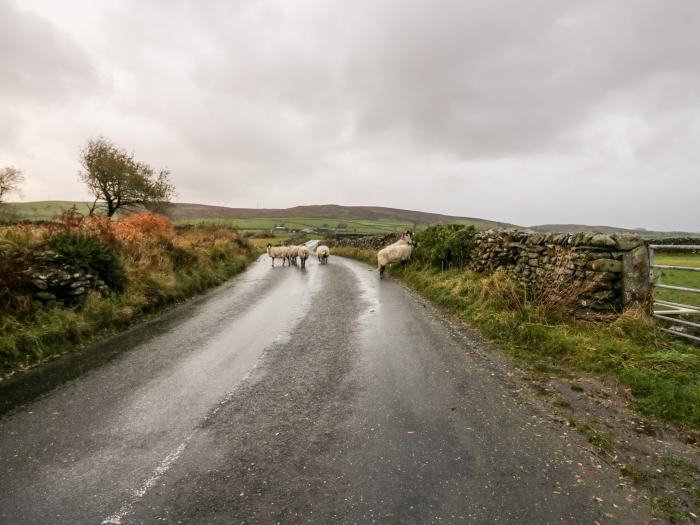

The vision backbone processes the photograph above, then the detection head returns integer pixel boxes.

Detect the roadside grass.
[0,253,258,378]
[332,247,700,430]
[1,219,263,378]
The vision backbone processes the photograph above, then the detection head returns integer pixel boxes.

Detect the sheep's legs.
[379,265,385,278]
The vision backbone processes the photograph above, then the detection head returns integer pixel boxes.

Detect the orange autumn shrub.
[46,208,119,247]
[114,212,175,246]
[79,215,119,246]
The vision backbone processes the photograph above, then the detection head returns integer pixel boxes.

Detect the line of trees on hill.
[1,137,175,218]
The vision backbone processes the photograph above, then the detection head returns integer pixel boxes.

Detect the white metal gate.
[649,244,700,343]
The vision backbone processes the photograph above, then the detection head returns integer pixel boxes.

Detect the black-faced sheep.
[377,231,415,278]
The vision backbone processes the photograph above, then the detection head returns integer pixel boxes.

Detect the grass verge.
[1,215,263,378]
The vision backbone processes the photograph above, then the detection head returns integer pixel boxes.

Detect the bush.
[45,232,126,291]
[413,224,477,270]
[114,212,175,245]
[0,245,33,315]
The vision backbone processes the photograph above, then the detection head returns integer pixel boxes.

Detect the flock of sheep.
[266,243,325,269]
[266,231,416,278]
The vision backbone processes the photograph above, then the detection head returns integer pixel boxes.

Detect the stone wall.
[468,230,649,315]
[326,233,398,251]
[328,229,651,317]
[26,250,107,306]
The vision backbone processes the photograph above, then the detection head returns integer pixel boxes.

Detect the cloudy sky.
[1,0,699,230]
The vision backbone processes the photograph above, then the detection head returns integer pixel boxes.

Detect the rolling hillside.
[1,201,516,231]
[529,223,700,239]
[2,201,698,238]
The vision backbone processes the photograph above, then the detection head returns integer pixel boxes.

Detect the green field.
[1,202,421,234]
[652,252,700,309]
[174,217,414,235]
[1,201,107,220]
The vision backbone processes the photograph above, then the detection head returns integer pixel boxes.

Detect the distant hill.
[3,201,698,238]
[528,223,700,239]
[170,203,515,229]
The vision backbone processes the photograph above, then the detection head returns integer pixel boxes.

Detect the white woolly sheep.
[316,245,330,264]
[377,231,415,278]
[298,245,310,268]
[287,245,300,265]
[267,244,289,267]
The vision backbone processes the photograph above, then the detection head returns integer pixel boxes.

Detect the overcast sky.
[1,0,699,230]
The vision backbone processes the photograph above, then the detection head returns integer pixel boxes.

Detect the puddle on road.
[338,257,381,321]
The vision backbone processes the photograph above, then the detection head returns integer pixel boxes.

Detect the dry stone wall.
[26,250,107,306]
[329,229,651,317]
[468,230,649,316]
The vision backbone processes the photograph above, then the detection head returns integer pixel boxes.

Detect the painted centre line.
[101,433,194,524]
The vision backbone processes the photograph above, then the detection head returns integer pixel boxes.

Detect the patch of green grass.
[570,382,585,392]
[177,217,414,235]
[653,252,700,309]
[567,417,616,455]
[621,464,652,486]
[651,495,687,523]
[1,201,106,221]
[622,457,699,524]
[660,455,700,507]
[552,396,572,409]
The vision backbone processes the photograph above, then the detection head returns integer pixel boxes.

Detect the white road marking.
[101,365,259,524]
[101,435,193,524]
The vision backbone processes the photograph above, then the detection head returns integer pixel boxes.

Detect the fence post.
[622,245,653,313]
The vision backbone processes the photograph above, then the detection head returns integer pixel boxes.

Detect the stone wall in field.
[26,250,107,306]
[468,230,650,316]
[326,233,398,251]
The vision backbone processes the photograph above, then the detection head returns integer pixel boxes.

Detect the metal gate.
[649,244,700,343]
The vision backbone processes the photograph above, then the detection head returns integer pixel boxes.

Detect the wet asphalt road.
[0,255,655,524]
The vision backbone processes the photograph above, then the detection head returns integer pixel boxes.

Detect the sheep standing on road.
[298,245,310,268]
[267,244,289,267]
[316,245,330,265]
[287,245,300,265]
[377,231,415,278]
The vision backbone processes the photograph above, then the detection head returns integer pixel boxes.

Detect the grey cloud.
[3,0,700,230]
[0,0,98,104]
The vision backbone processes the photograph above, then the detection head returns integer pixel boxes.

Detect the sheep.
[377,230,415,278]
[316,245,330,264]
[287,245,300,265]
[267,243,289,267]
[298,245,310,268]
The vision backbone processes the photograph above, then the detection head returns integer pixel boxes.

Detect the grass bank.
[332,247,700,430]
[1,212,261,378]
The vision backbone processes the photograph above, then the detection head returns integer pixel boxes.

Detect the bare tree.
[0,166,24,203]
[79,137,175,217]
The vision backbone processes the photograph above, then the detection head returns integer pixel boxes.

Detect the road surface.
[0,253,655,524]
